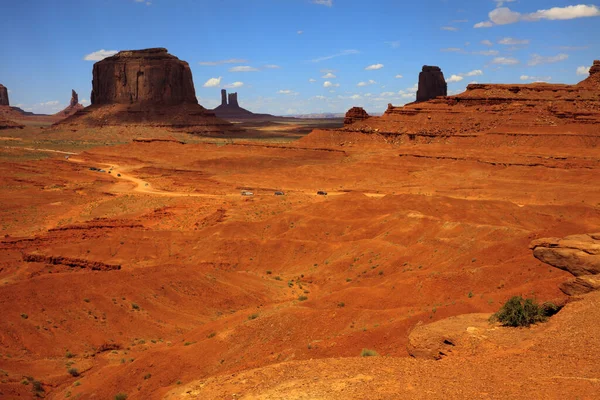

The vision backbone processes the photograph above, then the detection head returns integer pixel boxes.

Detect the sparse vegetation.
[131,303,140,310]
[114,394,128,400]
[491,296,559,327]
[143,373,151,380]
[248,313,259,320]
[337,302,345,307]
[360,348,379,357]
[468,291,474,298]
[207,332,216,338]
[67,368,80,377]
[21,313,28,319]
[298,295,308,301]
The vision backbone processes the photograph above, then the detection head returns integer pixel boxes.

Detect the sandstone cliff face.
[91,48,198,106]
[0,84,9,106]
[344,107,370,125]
[416,66,447,103]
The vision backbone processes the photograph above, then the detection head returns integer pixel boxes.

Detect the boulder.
[0,84,9,106]
[91,48,198,106]
[416,66,447,103]
[559,275,600,296]
[344,107,370,125]
[530,233,600,277]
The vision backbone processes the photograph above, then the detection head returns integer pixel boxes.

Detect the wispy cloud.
[473,50,499,56]
[385,41,401,48]
[441,26,459,31]
[297,30,304,35]
[278,89,298,95]
[498,37,529,45]
[528,53,568,66]
[310,49,359,63]
[264,64,281,69]
[312,0,332,7]
[365,64,384,70]
[229,66,260,72]
[224,81,244,89]
[198,59,247,66]
[395,74,403,79]
[446,75,464,83]
[481,40,493,46]
[203,77,222,87]
[308,78,316,83]
[357,80,376,87]
[322,72,336,79]
[84,49,118,61]
[520,75,551,82]
[491,57,519,65]
[323,81,340,88]
[475,4,600,28]
[441,47,462,52]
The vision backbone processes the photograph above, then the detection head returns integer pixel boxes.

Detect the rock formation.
[416,66,447,103]
[58,48,233,134]
[530,233,600,295]
[70,89,79,108]
[91,48,197,106]
[344,107,370,125]
[0,84,9,106]
[339,60,600,138]
[227,92,239,108]
[212,89,275,120]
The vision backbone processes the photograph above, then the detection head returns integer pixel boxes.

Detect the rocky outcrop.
[344,107,370,125]
[91,48,198,106]
[0,84,9,106]
[221,89,227,106]
[23,253,122,271]
[416,66,447,103]
[530,233,600,295]
[578,60,600,87]
[228,92,239,108]
[70,89,79,107]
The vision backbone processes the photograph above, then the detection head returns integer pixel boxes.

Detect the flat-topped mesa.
[416,66,447,103]
[91,48,198,106]
[228,92,239,108]
[0,84,9,106]
[344,107,370,125]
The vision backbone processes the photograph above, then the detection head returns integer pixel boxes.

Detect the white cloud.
[314,95,326,100]
[203,77,221,87]
[395,74,403,79]
[494,0,516,7]
[297,30,303,35]
[528,53,568,66]
[365,64,384,70]
[357,80,376,87]
[463,70,483,77]
[498,37,529,45]
[489,7,521,24]
[229,66,259,72]
[310,49,359,63]
[134,0,151,5]
[312,0,332,6]
[264,64,280,69]
[491,57,519,65]
[323,81,340,88]
[441,47,462,52]
[84,49,118,61]
[520,75,551,82]
[199,59,247,66]
[308,78,316,82]
[577,65,591,75]
[41,100,59,106]
[476,5,600,28]
[473,50,499,56]
[441,26,459,31]
[81,99,90,105]
[349,94,362,100]
[528,5,600,20]
[481,40,494,46]
[224,81,244,89]
[380,92,396,97]
[322,72,336,79]
[278,90,295,94]
[446,75,464,83]
[474,21,493,28]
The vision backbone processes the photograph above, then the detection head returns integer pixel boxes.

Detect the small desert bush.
[114,394,128,400]
[491,296,558,327]
[67,368,80,377]
[360,348,379,357]
[298,295,308,301]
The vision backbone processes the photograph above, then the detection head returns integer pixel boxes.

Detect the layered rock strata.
[344,107,370,125]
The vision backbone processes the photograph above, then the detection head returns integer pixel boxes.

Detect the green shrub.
[491,296,556,327]
[67,368,80,377]
[298,295,308,301]
[360,348,379,357]
[115,394,128,400]
[248,313,259,320]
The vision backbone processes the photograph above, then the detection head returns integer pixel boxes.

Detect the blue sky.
[0,0,598,115]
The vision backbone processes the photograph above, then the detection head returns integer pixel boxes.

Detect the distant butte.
[416,65,447,102]
[211,89,277,120]
[58,48,234,134]
[0,84,9,106]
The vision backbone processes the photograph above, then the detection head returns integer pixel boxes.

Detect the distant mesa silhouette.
[211,89,275,120]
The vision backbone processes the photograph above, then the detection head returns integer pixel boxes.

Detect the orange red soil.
[0,119,599,399]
